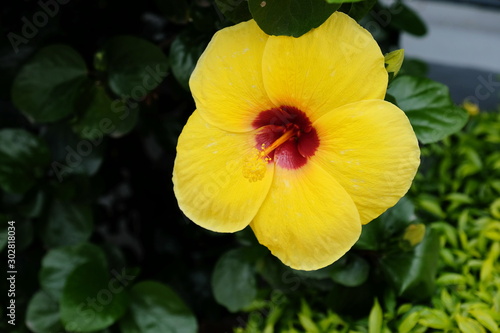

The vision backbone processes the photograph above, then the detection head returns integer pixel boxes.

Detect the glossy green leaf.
[43,123,104,181]
[119,281,197,333]
[388,75,468,144]
[406,106,469,145]
[17,190,45,219]
[399,58,428,77]
[169,29,209,91]
[26,290,64,333]
[211,248,258,312]
[11,45,89,122]
[380,228,440,300]
[39,243,107,299]
[340,0,377,21]
[0,129,50,194]
[389,3,427,36]
[355,196,415,250]
[330,254,370,287]
[41,199,93,248]
[73,84,139,139]
[215,0,252,23]
[61,261,128,332]
[380,196,416,237]
[248,0,341,37]
[101,36,169,97]
[0,41,36,100]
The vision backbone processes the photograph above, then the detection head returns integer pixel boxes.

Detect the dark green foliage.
[388,75,469,144]
[248,0,341,37]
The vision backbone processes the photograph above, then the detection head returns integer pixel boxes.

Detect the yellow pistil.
[243,129,295,182]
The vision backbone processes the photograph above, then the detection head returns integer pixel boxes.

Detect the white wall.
[399,0,500,73]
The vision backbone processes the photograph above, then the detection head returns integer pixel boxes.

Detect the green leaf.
[17,189,45,218]
[399,58,428,77]
[379,196,416,237]
[388,75,468,144]
[340,0,377,21]
[73,84,139,139]
[418,309,452,329]
[407,106,469,145]
[61,261,128,332]
[41,199,93,248]
[169,29,209,91]
[329,253,370,287]
[43,123,104,180]
[380,228,440,300]
[398,311,420,333]
[468,308,498,332]
[355,196,415,250]
[389,76,450,111]
[389,3,427,36]
[101,36,169,97]
[368,299,383,333]
[248,0,341,37]
[11,45,89,123]
[215,0,252,23]
[39,243,107,299]
[385,49,404,77]
[0,129,50,193]
[211,247,259,312]
[26,290,64,333]
[119,281,197,333]
[455,315,486,333]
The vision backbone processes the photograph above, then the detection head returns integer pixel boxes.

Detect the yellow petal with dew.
[173,111,274,232]
[262,12,387,123]
[250,161,361,271]
[312,99,420,224]
[190,20,274,133]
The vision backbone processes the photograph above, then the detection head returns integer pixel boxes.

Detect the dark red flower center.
[252,106,320,170]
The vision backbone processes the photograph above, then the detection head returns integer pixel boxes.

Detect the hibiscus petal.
[173,111,274,232]
[262,12,387,122]
[312,99,420,225]
[190,20,274,132]
[250,162,361,271]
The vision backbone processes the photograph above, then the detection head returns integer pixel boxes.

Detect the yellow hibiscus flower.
[173,12,420,270]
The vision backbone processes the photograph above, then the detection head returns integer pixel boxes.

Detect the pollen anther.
[243,129,297,182]
[243,148,270,182]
